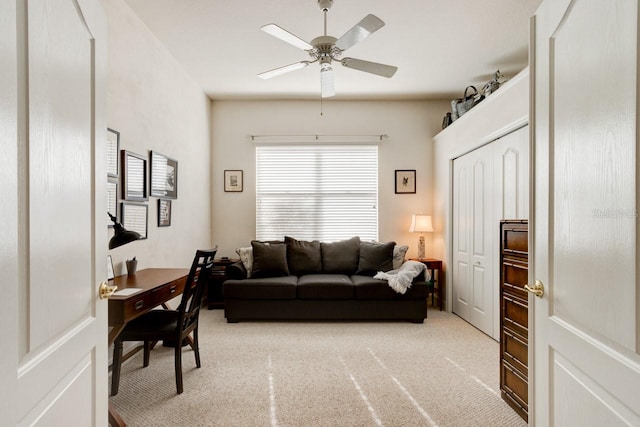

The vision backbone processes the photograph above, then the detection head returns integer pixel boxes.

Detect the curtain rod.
[249,134,388,143]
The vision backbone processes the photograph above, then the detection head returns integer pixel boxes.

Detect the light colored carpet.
[110,307,526,427]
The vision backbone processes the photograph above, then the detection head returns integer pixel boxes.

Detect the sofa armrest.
[227,261,247,279]
[412,269,426,282]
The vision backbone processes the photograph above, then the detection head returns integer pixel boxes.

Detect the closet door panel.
[470,148,494,334]
[453,143,494,337]
[453,157,471,318]
[495,126,529,221]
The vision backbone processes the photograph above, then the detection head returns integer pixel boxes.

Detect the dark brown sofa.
[223,236,428,323]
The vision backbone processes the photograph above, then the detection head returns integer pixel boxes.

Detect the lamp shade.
[409,214,433,233]
[108,212,141,249]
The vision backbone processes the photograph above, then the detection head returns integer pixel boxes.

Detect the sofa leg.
[227,319,239,323]
[410,319,424,324]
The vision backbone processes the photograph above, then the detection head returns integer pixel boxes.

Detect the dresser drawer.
[502,225,528,256]
[502,328,528,375]
[502,294,528,338]
[501,360,528,410]
[502,260,528,300]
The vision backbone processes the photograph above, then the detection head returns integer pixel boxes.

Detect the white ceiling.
[124,0,542,100]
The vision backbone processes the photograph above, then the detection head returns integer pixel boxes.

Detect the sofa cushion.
[320,236,360,274]
[251,241,289,278]
[351,275,429,300]
[223,276,298,300]
[297,274,354,300]
[285,236,322,275]
[356,241,395,276]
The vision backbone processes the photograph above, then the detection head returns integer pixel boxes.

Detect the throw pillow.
[251,240,290,278]
[285,236,322,275]
[235,246,254,278]
[393,245,409,270]
[356,241,396,276]
[320,236,360,274]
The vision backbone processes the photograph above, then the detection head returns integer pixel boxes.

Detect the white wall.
[103,0,212,274]
[211,99,449,259]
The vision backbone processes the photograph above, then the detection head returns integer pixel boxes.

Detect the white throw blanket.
[374,260,429,294]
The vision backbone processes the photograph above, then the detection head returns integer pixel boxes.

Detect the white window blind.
[256,144,378,241]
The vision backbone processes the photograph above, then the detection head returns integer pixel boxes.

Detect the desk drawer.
[122,292,156,320]
[154,277,187,305]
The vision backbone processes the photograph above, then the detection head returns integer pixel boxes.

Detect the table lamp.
[409,214,433,259]
[108,212,141,249]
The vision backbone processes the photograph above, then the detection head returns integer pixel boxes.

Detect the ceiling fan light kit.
[258,0,397,98]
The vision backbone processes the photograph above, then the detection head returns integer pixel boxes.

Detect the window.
[256,144,378,241]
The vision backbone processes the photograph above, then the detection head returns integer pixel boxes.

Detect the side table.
[207,258,239,309]
[409,258,444,311]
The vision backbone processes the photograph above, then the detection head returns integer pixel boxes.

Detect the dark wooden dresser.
[499,220,528,421]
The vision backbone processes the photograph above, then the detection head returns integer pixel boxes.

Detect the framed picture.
[107,255,115,280]
[106,128,120,178]
[121,202,148,239]
[224,170,243,192]
[121,150,148,201]
[107,180,118,227]
[158,199,171,227]
[150,151,178,199]
[395,169,416,194]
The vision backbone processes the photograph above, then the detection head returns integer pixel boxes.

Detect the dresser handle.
[135,300,144,310]
[170,286,176,294]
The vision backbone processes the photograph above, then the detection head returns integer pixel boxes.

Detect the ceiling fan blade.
[258,61,310,79]
[341,57,397,78]
[261,24,313,51]
[320,66,335,98]
[334,14,385,51]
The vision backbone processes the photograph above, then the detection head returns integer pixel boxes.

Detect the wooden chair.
[111,248,217,396]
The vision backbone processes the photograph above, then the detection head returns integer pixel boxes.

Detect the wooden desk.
[410,258,444,311]
[108,268,189,427]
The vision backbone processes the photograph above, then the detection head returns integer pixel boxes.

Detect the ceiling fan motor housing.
[317,0,333,12]
[309,35,341,62]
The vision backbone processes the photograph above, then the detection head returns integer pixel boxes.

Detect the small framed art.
[107,181,118,227]
[158,199,171,227]
[395,169,416,194]
[121,202,148,239]
[121,150,148,201]
[106,128,120,178]
[150,151,178,199]
[224,170,243,192]
[107,255,115,280]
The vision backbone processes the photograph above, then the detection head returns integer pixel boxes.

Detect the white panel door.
[2,0,108,425]
[532,0,640,424]
[453,143,494,337]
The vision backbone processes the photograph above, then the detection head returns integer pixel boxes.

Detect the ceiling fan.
[258,0,398,98]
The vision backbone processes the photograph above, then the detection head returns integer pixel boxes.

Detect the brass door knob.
[524,280,544,298]
[99,281,118,299]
